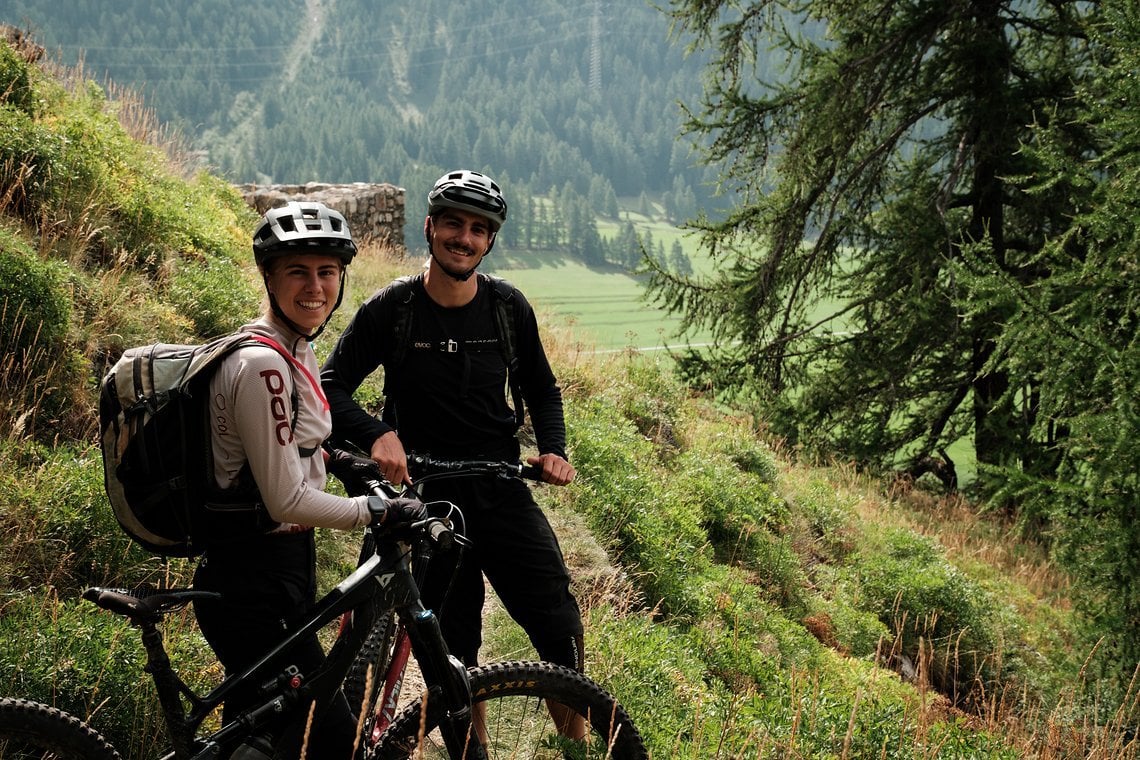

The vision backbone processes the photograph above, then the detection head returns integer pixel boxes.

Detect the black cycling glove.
[367,496,428,528]
[325,447,382,496]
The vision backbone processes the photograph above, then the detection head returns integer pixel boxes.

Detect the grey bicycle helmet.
[427,170,508,230]
[252,201,357,267]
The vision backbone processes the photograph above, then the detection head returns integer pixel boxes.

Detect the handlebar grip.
[427,519,454,551]
[519,464,544,481]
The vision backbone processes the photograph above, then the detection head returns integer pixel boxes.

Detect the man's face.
[427,208,495,275]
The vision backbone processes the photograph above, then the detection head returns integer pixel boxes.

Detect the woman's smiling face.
[264,252,344,335]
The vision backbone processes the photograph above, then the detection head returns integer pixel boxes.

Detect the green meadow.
[484,212,715,352]
[486,254,684,352]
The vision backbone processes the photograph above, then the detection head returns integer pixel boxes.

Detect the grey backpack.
[98,332,305,557]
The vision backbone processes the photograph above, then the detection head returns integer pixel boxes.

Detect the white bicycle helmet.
[252,201,357,267]
[427,170,508,230]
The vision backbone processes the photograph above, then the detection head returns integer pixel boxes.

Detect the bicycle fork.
[401,603,488,760]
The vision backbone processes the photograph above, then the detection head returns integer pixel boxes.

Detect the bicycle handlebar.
[406,452,544,482]
[328,448,545,547]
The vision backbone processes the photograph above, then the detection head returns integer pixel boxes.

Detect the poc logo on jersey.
[260,369,294,446]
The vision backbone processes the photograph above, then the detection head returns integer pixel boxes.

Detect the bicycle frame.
[355,454,544,745]
[89,516,484,759]
[87,454,544,759]
[370,625,413,740]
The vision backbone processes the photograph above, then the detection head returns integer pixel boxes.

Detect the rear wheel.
[371,660,648,759]
[0,698,122,760]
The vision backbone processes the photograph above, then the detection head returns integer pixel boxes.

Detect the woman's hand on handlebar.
[325,446,383,496]
[367,496,427,529]
[371,430,411,486]
[526,453,576,486]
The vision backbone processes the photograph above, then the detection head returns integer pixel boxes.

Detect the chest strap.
[411,337,501,354]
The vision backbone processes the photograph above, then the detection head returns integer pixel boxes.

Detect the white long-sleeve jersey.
[208,317,371,532]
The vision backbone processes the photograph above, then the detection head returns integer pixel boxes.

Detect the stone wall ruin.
[239,182,406,250]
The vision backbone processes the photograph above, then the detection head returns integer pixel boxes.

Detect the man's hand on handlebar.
[367,496,428,529]
[371,430,411,486]
[527,453,576,486]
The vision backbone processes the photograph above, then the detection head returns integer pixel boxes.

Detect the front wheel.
[371,660,648,759]
[0,698,122,760]
[343,610,398,718]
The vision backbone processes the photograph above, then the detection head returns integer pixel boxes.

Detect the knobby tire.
[0,697,122,760]
[371,660,648,759]
[343,610,398,721]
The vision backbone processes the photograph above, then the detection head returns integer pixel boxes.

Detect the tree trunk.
[966,0,1017,468]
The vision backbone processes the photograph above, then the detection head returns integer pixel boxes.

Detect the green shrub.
[567,398,718,619]
[167,254,259,337]
[0,594,150,754]
[0,234,94,439]
[732,660,1018,759]
[670,447,802,605]
[0,104,65,216]
[0,593,216,759]
[583,609,730,758]
[851,527,1002,703]
[0,232,69,354]
[565,397,662,550]
[788,473,862,563]
[806,586,892,659]
[0,443,182,594]
[99,162,255,337]
[614,359,688,452]
[0,40,35,115]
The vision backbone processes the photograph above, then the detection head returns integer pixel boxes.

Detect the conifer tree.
[653,0,1097,488]
[954,0,1140,687]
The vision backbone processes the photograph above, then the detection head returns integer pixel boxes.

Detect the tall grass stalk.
[1,300,53,441]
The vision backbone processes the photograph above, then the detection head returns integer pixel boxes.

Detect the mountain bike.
[0,455,648,759]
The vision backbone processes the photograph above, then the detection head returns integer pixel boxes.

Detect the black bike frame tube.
[400,603,486,759]
[140,623,206,757]
[191,538,417,731]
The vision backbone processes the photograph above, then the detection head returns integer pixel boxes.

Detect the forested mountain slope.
[3,0,727,244]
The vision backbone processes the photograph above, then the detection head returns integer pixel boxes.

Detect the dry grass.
[42,52,202,179]
[0,301,50,441]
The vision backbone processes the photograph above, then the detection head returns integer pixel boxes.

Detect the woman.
[192,201,423,759]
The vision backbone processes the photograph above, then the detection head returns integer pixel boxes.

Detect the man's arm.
[512,291,572,479]
[320,293,395,453]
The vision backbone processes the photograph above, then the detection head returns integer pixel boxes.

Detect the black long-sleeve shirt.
[320,273,568,461]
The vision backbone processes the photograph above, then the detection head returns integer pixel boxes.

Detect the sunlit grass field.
[485,254,692,352]
[484,212,715,352]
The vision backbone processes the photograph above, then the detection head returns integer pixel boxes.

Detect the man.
[320,169,586,738]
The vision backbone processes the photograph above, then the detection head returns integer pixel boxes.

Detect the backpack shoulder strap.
[389,273,423,370]
[479,273,525,426]
[240,333,328,413]
[481,273,519,371]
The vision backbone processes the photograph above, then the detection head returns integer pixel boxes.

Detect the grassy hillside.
[1,33,1137,759]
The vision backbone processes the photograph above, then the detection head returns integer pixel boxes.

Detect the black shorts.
[418,474,583,667]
